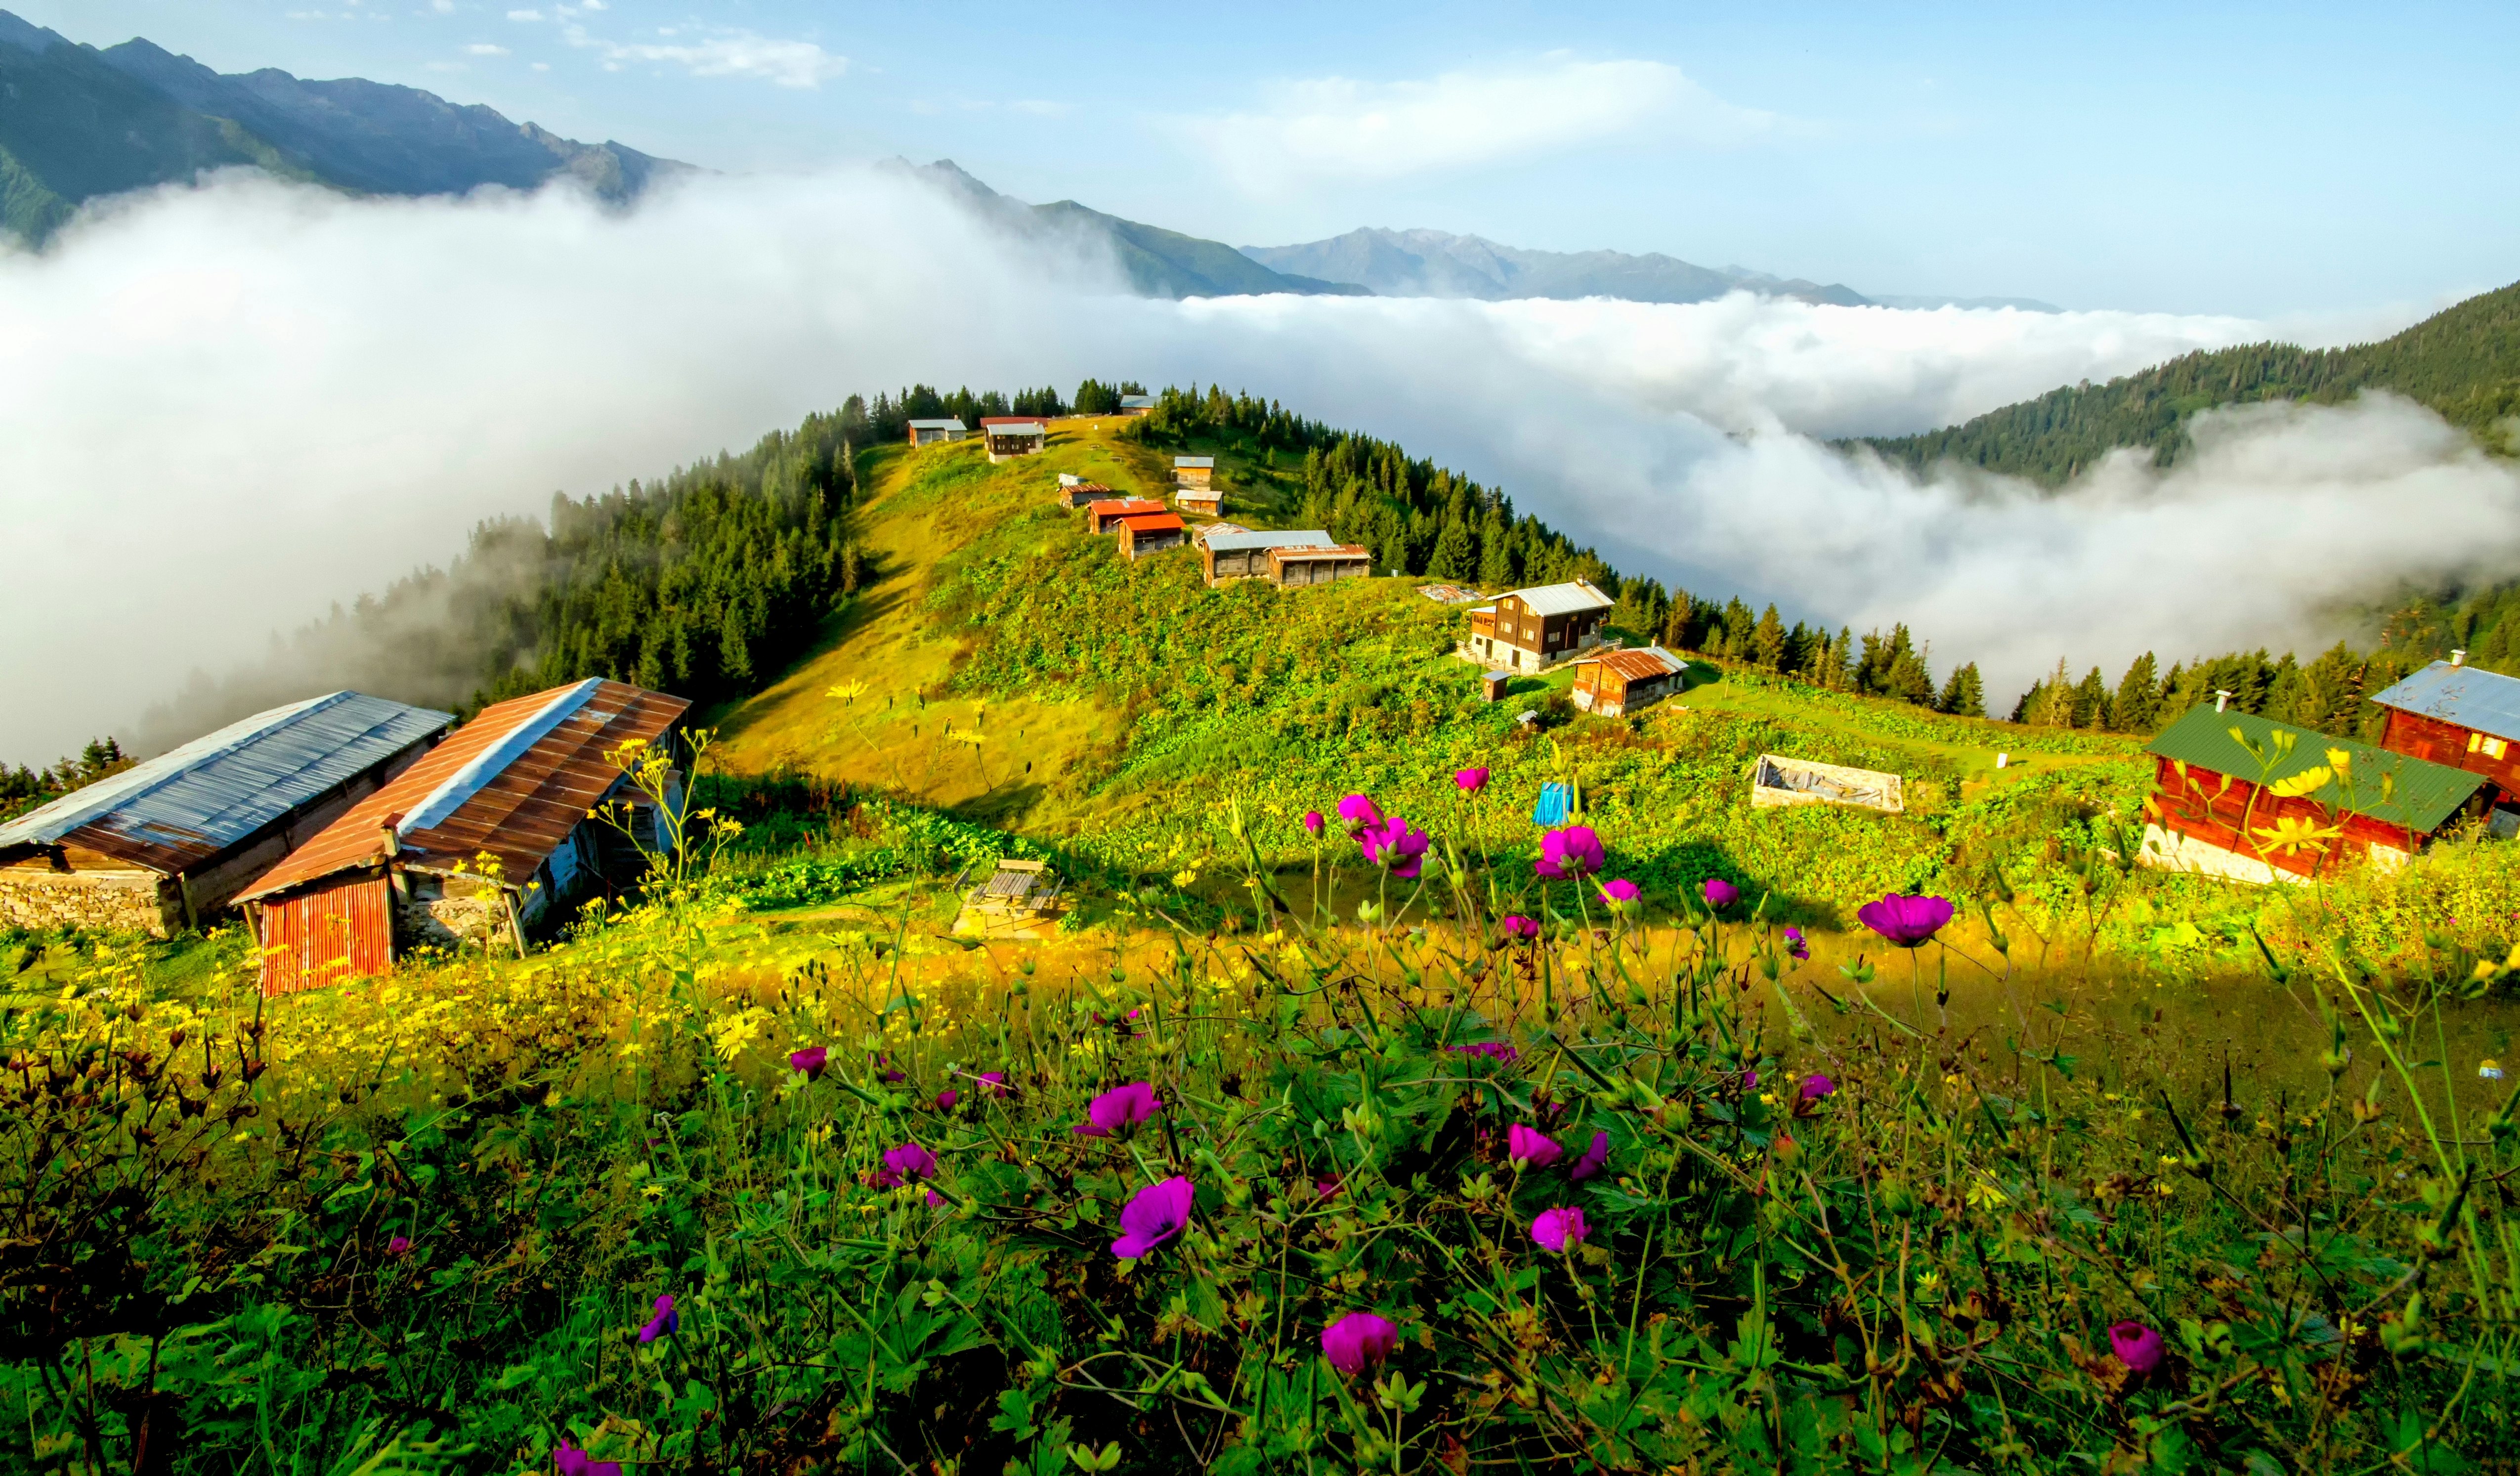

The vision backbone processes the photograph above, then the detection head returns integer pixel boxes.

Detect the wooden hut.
[1057,474,1114,509]
[0,692,450,936]
[2371,657,2520,819]
[1116,513,1187,561]
[1086,497,1168,534]
[1202,528,1331,585]
[2140,704,2487,884]
[235,679,688,994]
[906,418,967,447]
[1174,456,1214,490]
[1461,580,1612,673]
[980,418,1047,461]
[1118,394,1154,416]
[1268,544,1373,587]
[1177,487,1224,518]
[1571,646,1688,717]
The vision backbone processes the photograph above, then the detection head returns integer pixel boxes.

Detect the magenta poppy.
[1535,825,1605,880]
[1531,1207,1588,1253]
[1701,878,1739,910]
[1336,794,1381,833]
[1315,1173,1344,1200]
[1742,1068,1758,1089]
[978,1071,1011,1097]
[1569,1130,1611,1180]
[872,1052,906,1084]
[1072,1081,1161,1137]
[1507,1124,1563,1169]
[1799,1074,1836,1103]
[1597,878,1641,907]
[1857,893,1955,949]
[637,1293,678,1344]
[1111,1175,1195,1259]
[1301,810,1325,835]
[788,1046,828,1079]
[1783,926,1809,961]
[883,1142,938,1182]
[555,1441,624,1476]
[385,1234,412,1257]
[926,1187,947,1208]
[1321,1311,1399,1374]
[2108,1320,2164,1375]
[1454,767,1491,793]
[1360,817,1431,879]
[935,1088,960,1112]
[1499,914,1540,941]
[1446,1040,1519,1062]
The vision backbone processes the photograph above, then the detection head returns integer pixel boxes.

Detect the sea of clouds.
[3,163,2514,760]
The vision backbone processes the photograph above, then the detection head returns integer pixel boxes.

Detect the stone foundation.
[0,868,178,936]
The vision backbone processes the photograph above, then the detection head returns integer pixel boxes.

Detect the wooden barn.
[1571,646,1688,717]
[1174,456,1214,490]
[2370,657,2520,821]
[1057,474,1114,509]
[235,678,689,994]
[2140,704,2487,885]
[1177,487,1224,518]
[980,418,1047,461]
[1116,513,1187,561]
[1119,394,1155,416]
[1269,544,1373,587]
[1461,580,1612,673]
[1202,528,1331,585]
[1086,497,1168,534]
[0,692,451,936]
[907,418,967,448]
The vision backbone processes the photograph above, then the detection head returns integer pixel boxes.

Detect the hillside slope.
[1860,279,2520,484]
[1243,226,1870,306]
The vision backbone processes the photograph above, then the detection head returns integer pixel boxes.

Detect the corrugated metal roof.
[981,419,1046,432]
[1271,543,1369,562]
[1507,580,1613,616]
[0,692,451,873]
[1175,456,1214,468]
[1119,394,1154,408]
[907,418,966,431]
[2370,661,2520,741]
[2146,704,2484,833]
[1582,646,1687,681]
[240,679,688,901]
[1206,528,1330,553]
[1118,514,1186,532]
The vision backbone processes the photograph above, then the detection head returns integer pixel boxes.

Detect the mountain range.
[0,7,679,243]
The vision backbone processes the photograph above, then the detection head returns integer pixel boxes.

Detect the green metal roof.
[2145,704,2485,834]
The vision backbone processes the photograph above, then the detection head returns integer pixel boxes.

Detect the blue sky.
[17,0,2520,315]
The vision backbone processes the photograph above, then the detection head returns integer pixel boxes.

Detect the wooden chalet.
[1174,455,1214,490]
[979,418,1047,461]
[1116,513,1188,561]
[0,692,451,936]
[1119,394,1155,416]
[1571,646,1688,717]
[2370,657,2520,821]
[2140,704,2487,885]
[1203,528,1331,585]
[1268,544,1372,587]
[1177,487,1224,518]
[1086,497,1168,534]
[1057,474,1114,509]
[1461,580,1612,673]
[235,679,689,994]
[906,418,967,448]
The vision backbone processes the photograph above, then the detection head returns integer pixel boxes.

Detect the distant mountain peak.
[0,8,65,53]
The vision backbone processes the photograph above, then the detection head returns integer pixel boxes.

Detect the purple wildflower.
[788,1046,827,1079]
[936,1088,960,1112]
[1499,914,1540,941]
[1597,877,1641,908]
[2109,1320,2165,1375]
[1783,926,1809,960]
[1321,1311,1399,1374]
[1445,1041,1519,1063]
[637,1293,678,1344]
[883,1142,938,1183]
[1569,1130,1611,1181]
[1799,1074,1836,1103]
[1360,816,1432,879]
[385,1234,412,1257]
[1531,1207,1589,1253]
[1856,894,1955,949]
[1071,1081,1161,1137]
[1507,1124,1563,1169]
[555,1441,624,1476]
[1111,1176,1196,1260]
[1535,825,1605,880]
[1454,767,1491,793]
[1701,878,1740,910]
[978,1071,1011,1097]
[926,1188,947,1208]
[1336,794,1382,834]
[1301,810,1325,835]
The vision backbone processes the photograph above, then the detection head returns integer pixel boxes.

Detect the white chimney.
[2214,690,2233,712]
[2452,649,2468,667]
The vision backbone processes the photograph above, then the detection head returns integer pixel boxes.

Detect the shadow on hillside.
[950,780,1047,828]
[708,560,914,745]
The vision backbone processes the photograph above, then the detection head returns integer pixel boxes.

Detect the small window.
[2471,732,2483,753]
[2488,737,2510,761]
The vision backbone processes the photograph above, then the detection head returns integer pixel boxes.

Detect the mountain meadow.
[12,283,2520,1475]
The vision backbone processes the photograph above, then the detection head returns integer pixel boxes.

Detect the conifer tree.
[1751,605,1787,669]
[2109,652,2160,733]
[1937,662,1986,717]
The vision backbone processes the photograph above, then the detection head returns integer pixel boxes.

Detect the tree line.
[0,739,133,824]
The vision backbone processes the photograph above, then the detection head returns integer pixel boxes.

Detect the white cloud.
[1181,55,1781,193]
[431,0,453,11]
[560,23,845,87]
[466,42,508,55]
[530,60,548,70]
[0,168,2485,760]
[507,7,541,20]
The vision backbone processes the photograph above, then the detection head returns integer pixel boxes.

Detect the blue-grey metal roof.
[2370,661,2520,742]
[1205,528,1331,553]
[0,691,452,871]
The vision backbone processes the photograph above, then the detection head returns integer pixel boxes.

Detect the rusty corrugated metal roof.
[1581,647,1687,682]
[0,692,451,874]
[1270,543,1370,563]
[1118,514,1186,532]
[239,679,687,902]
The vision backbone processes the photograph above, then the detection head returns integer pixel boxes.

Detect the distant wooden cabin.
[1571,646,1688,717]
[1269,544,1372,587]
[1174,456,1214,490]
[235,679,689,994]
[2370,658,2520,821]
[1177,487,1224,518]
[1086,498,1168,534]
[0,692,451,936]
[1462,580,1612,673]
[2140,704,2487,885]
[906,418,967,448]
[1057,474,1114,509]
[1119,394,1155,416]
[1203,528,1332,585]
[1116,514,1187,561]
[980,418,1047,461]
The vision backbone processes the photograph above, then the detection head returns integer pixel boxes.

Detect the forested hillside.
[1860,279,2520,483]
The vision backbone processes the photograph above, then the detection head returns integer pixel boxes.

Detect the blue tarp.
[1532,782,1572,827]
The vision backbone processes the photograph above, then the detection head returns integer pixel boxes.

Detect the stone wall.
[0,868,177,935]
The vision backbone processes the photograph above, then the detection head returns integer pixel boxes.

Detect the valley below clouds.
[4,164,2511,758]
